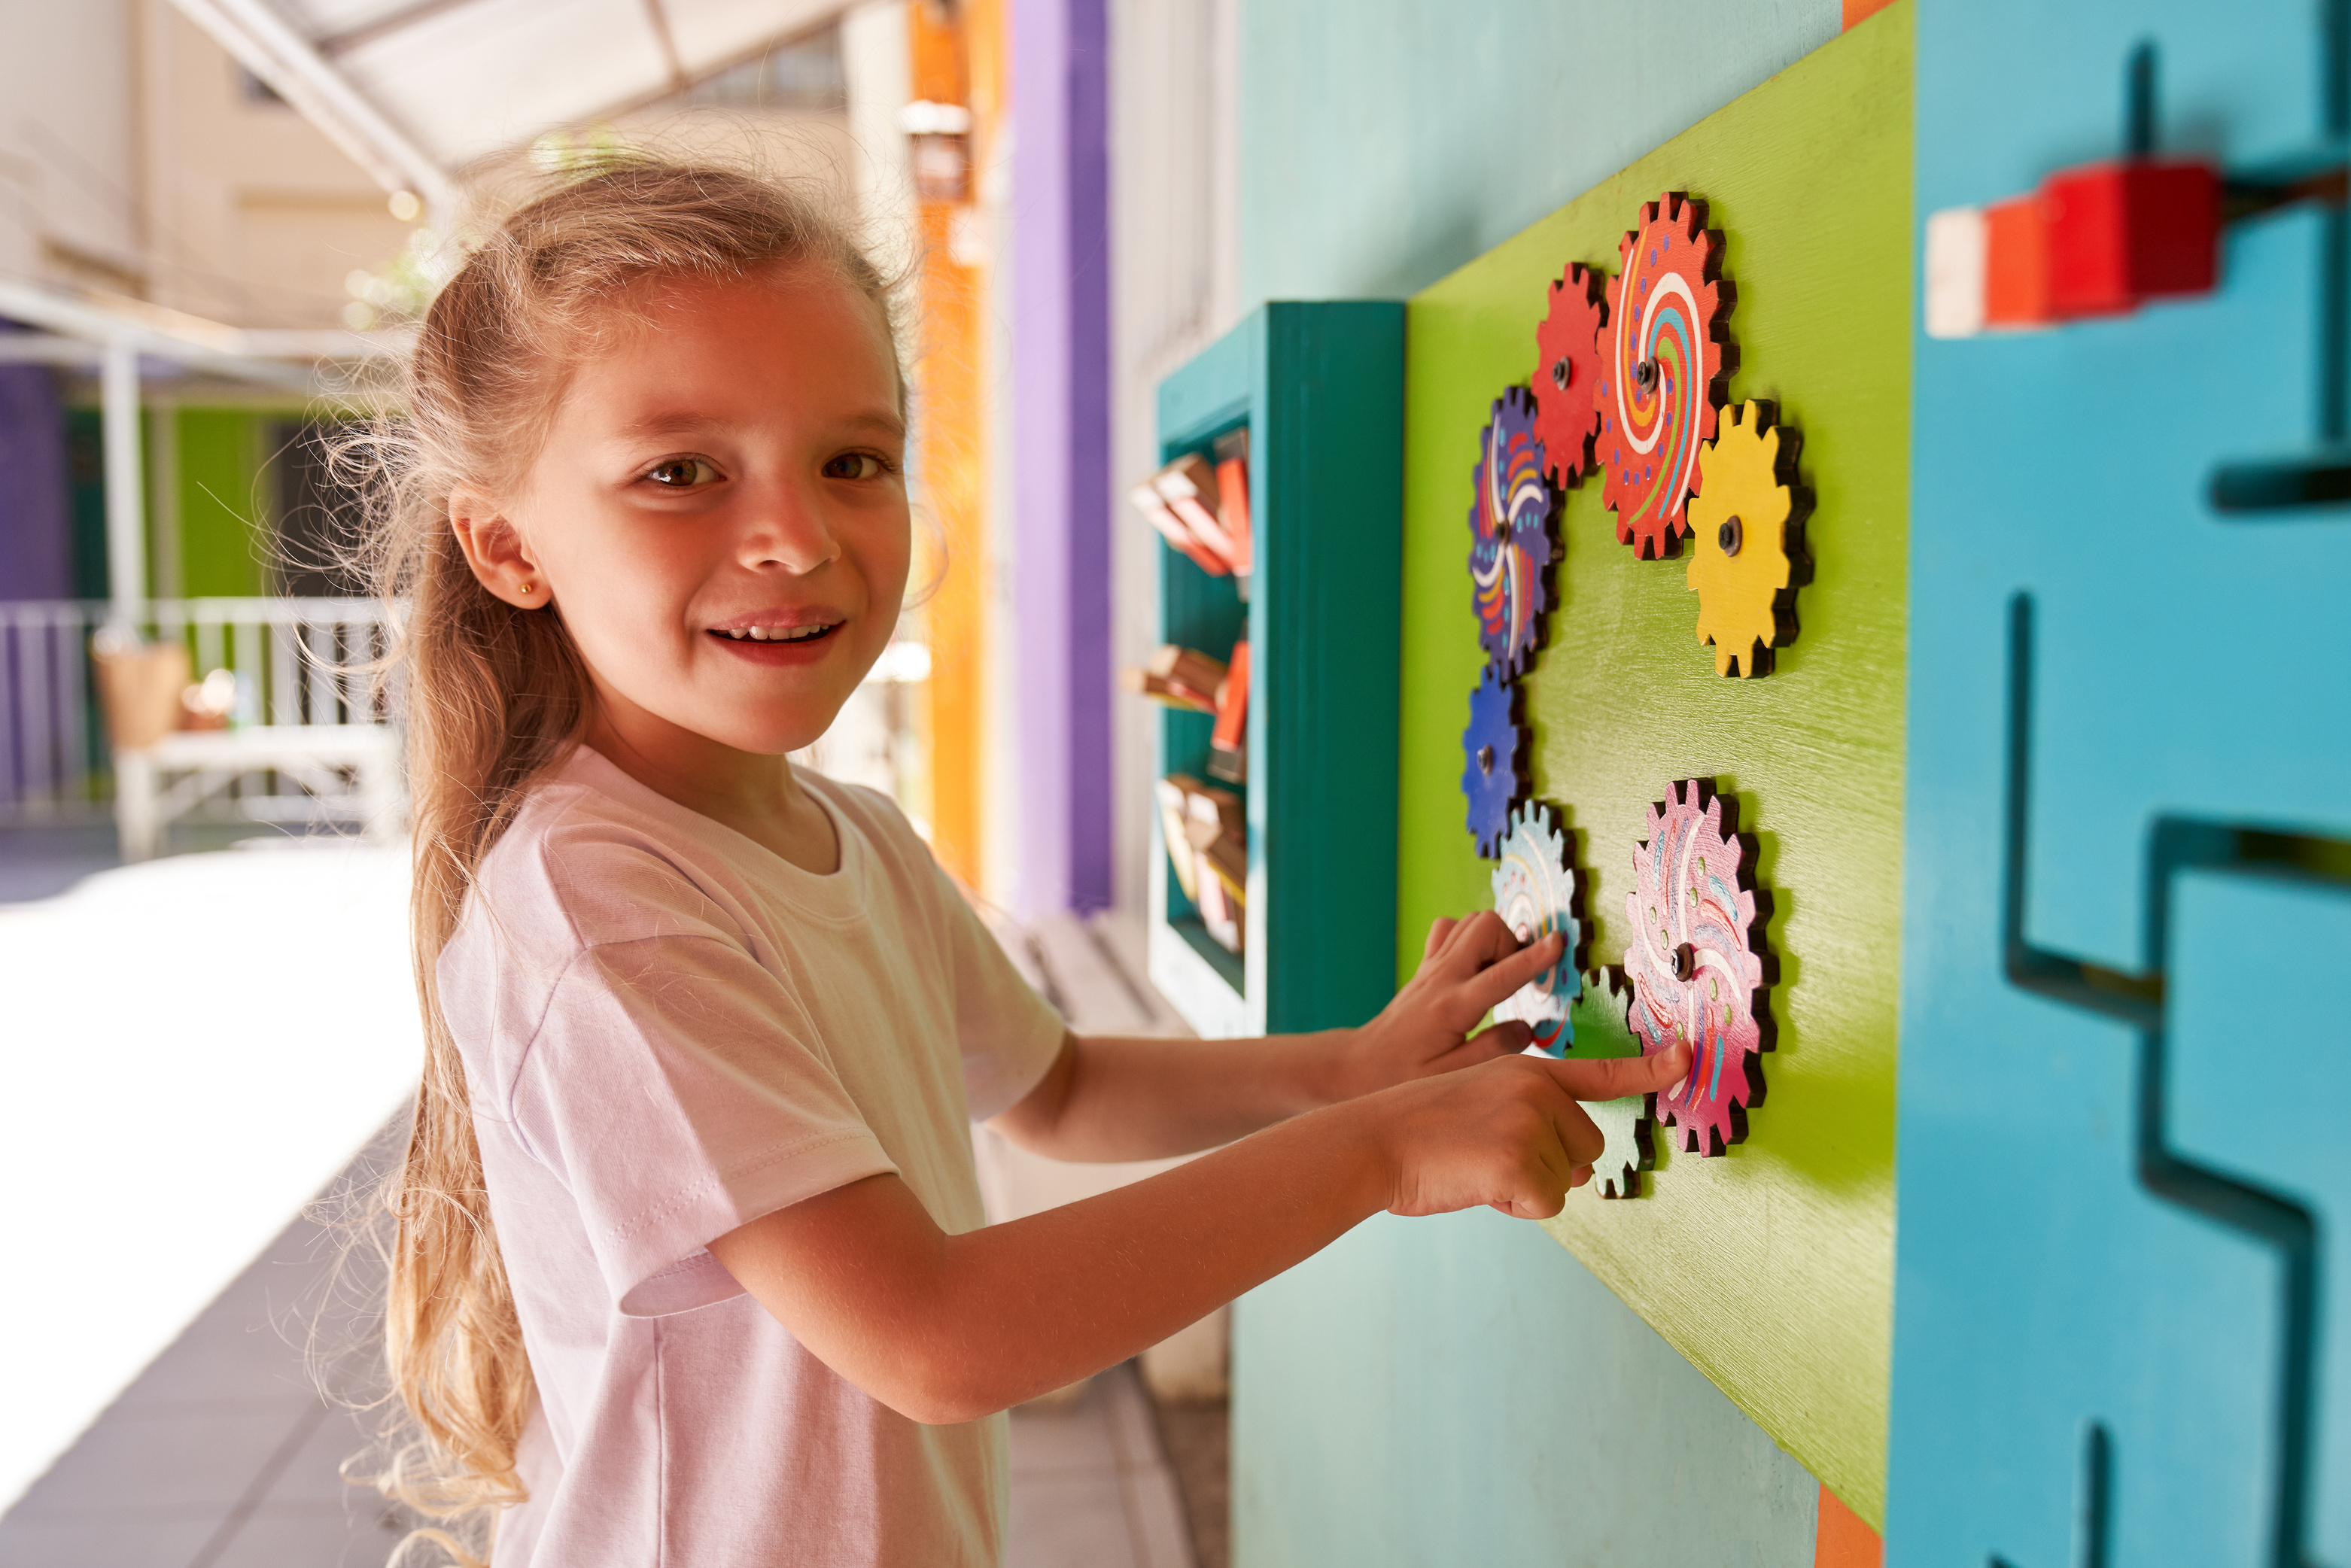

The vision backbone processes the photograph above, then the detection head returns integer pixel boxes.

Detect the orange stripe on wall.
[1842,0,1901,28]
[910,1,988,889]
[1816,1483,1884,1568]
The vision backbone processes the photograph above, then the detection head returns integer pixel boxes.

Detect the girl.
[366,162,1686,1566]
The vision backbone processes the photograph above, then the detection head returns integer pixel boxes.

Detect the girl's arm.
[708,1044,1688,1425]
[993,910,1575,1162]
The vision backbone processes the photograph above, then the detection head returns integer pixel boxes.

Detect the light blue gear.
[1489,801,1582,1056]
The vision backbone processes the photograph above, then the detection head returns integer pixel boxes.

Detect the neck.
[582,702,838,874]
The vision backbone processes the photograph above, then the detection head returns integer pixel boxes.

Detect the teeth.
[717,623,834,642]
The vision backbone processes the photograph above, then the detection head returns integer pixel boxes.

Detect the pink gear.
[1622,779,1769,1156]
[1531,262,1607,488]
[1594,193,1732,560]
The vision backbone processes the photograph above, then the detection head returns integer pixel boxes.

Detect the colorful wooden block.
[2042,159,2220,318]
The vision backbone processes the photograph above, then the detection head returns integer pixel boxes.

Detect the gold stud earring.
[521,581,536,597]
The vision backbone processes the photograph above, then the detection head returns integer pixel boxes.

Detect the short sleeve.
[507,933,898,1317]
[924,858,1069,1121]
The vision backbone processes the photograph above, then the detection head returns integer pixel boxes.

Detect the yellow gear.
[1685,401,1794,678]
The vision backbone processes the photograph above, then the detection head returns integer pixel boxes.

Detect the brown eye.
[824,452,884,480]
[644,457,714,488]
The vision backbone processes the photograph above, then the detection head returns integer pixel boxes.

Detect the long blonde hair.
[351,160,899,1561]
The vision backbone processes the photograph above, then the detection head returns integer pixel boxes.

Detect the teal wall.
[1237,0,1842,311]
[1230,2,1848,1561]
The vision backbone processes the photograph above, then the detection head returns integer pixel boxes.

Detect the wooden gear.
[1595,193,1734,559]
[1489,801,1582,1053]
[1684,400,1809,677]
[1623,779,1772,1157]
[1532,261,1609,487]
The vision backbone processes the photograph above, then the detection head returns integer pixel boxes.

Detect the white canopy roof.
[171,0,847,208]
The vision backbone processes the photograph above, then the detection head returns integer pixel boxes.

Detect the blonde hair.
[348,160,900,1562]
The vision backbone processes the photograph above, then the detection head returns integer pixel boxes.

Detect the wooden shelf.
[1146,302,1405,1038]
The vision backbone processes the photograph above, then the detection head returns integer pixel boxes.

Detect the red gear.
[1595,193,1732,560]
[1531,262,1607,488]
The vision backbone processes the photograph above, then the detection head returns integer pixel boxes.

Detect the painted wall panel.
[1391,11,1909,1522]
[1892,2,2351,1564]
[1229,6,1905,1560]
[1236,1208,1820,1568]
[1237,0,1840,312]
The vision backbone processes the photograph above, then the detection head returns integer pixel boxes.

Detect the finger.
[1458,930,1568,1015]
[1437,909,1522,977]
[1555,1098,1604,1170]
[1569,1162,1594,1188]
[1458,1020,1534,1062]
[1544,1043,1694,1102]
[1422,916,1458,963]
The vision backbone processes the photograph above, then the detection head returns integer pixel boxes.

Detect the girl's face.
[471,263,910,761]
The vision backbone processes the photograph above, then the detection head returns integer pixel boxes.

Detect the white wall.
[0,1,141,290]
[1104,0,1239,925]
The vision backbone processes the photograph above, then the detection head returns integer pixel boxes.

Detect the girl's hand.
[1334,912,1569,1100]
[1359,1044,1693,1219]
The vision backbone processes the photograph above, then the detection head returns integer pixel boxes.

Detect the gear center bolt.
[1477,744,1495,776]
[1633,357,1661,396]
[1551,355,1572,390]
[1718,514,1743,557]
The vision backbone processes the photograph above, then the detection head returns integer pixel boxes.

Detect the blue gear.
[1461,665,1524,858]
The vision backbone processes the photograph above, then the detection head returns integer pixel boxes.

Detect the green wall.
[1231,2,1908,1557]
[1396,12,1911,1520]
[173,409,273,600]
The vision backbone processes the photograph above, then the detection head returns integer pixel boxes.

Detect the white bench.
[114,725,403,861]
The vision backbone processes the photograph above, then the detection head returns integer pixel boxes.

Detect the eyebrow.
[616,408,905,442]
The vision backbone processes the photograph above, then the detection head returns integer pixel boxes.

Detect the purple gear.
[1461,665,1524,858]
[1467,386,1557,679]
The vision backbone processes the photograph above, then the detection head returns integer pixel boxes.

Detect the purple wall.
[0,366,71,600]
[1009,0,1113,914]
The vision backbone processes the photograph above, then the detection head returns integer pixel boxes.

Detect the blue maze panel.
[2168,871,2351,1568]
[1896,0,2351,1564]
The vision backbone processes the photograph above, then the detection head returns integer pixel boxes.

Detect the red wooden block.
[1982,194,2051,328]
[2042,159,2219,318]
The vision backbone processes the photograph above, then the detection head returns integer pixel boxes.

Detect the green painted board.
[1394,11,1910,1523]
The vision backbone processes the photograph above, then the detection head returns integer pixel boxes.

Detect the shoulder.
[458,760,741,968]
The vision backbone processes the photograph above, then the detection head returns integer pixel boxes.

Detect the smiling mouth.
[710,622,842,644]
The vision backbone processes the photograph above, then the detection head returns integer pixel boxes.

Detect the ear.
[449,490,549,609]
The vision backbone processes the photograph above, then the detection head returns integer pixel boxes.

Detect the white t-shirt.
[436,746,1066,1566]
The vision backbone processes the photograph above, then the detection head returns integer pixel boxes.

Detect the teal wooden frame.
[1147,302,1406,1038]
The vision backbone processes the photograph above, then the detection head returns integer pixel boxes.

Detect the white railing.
[0,597,397,827]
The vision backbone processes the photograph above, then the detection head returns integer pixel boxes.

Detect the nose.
[734,473,840,576]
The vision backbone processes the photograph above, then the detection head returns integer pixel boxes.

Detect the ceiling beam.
[316,0,493,57]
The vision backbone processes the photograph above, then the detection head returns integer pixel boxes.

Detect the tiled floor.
[0,1128,415,1567]
[1008,1369,1194,1568]
[0,1127,1203,1568]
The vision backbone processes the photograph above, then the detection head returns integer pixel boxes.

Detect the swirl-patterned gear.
[1460,666,1524,858]
[1623,780,1770,1157]
[1685,401,1805,678]
[1595,193,1732,560]
[1466,386,1556,679]
[1532,262,1608,488]
[1489,801,1581,1055]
